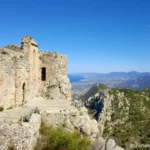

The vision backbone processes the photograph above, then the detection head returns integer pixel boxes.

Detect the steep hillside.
[105,88,150,149]
[82,83,150,150]
[81,83,108,101]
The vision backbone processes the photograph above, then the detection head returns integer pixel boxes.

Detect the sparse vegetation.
[18,107,40,123]
[103,88,150,150]
[0,106,4,111]
[7,145,15,150]
[18,114,30,123]
[7,106,13,110]
[34,121,90,150]
[1,51,8,55]
[33,107,40,114]
[45,85,57,99]
[19,55,23,59]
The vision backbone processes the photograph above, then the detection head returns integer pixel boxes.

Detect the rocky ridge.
[80,83,150,150]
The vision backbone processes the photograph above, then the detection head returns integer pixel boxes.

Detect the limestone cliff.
[81,83,150,150]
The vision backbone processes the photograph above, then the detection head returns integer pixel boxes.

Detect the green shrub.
[18,107,40,124]
[7,145,15,150]
[0,106,4,111]
[34,121,90,150]
[1,51,8,55]
[19,55,23,59]
[7,106,13,110]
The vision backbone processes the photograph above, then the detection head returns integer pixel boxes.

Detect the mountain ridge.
[69,71,150,80]
[81,83,150,149]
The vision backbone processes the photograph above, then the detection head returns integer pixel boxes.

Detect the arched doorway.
[22,83,26,106]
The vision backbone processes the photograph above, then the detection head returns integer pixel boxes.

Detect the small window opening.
[41,67,46,81]
[22,83,26,106]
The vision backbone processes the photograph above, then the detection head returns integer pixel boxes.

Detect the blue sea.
[68,75,85,83]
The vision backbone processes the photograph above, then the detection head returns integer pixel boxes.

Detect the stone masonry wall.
[0,48,30,109]
[0,36,72,109]
[39,52,72,100]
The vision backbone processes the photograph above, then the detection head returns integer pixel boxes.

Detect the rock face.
[39,52,72,100]
[80,83,126,149]
[0,36,71,110]
[81,83,150,149]
[90,137,124,150]
[42,107,99,141]
[97,91,113,135]
[0,113,41,150]
[40,105,124,150]
[82,83,113,135]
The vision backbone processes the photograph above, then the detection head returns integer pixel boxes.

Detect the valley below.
[70,72,150,150]
[72,82,150,150]
[69,71,150,99]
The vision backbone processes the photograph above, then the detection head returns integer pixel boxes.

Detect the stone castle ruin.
[0,36,71,109]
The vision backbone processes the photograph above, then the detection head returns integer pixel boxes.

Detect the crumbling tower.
[21,36,39,82]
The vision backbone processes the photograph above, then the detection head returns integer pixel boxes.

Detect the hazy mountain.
[69,71,150,81]
[69,71,150,91]
[114,73,150,90]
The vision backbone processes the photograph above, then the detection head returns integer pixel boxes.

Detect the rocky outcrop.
[38,51,72,100]
[41,107,98,141]
[83,89,113,135]
[41,106,124,150]
[90,137,124,150]
[0,100,125,150]
[97,91,113,135]
[3,45,22,52]
[80,83,126,149]
[0,113,41,150]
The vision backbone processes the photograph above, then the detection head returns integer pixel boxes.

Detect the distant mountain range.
[68,71,150,90]
[69,71,150,80]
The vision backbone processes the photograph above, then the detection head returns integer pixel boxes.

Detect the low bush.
[34,121,90,150]
[7,145,15,150]
[18,107,40,124]
[0,106,4,111]
[1,51,8,55]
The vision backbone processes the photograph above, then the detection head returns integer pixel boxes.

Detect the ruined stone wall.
[0,47,30,109]
[21,36,39,82]
[0,36,72,109]
[39,52,72,100]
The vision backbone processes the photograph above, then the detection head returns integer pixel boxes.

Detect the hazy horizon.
[68,71,150,74]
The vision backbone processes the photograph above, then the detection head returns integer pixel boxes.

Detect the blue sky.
[0,0,150,73]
